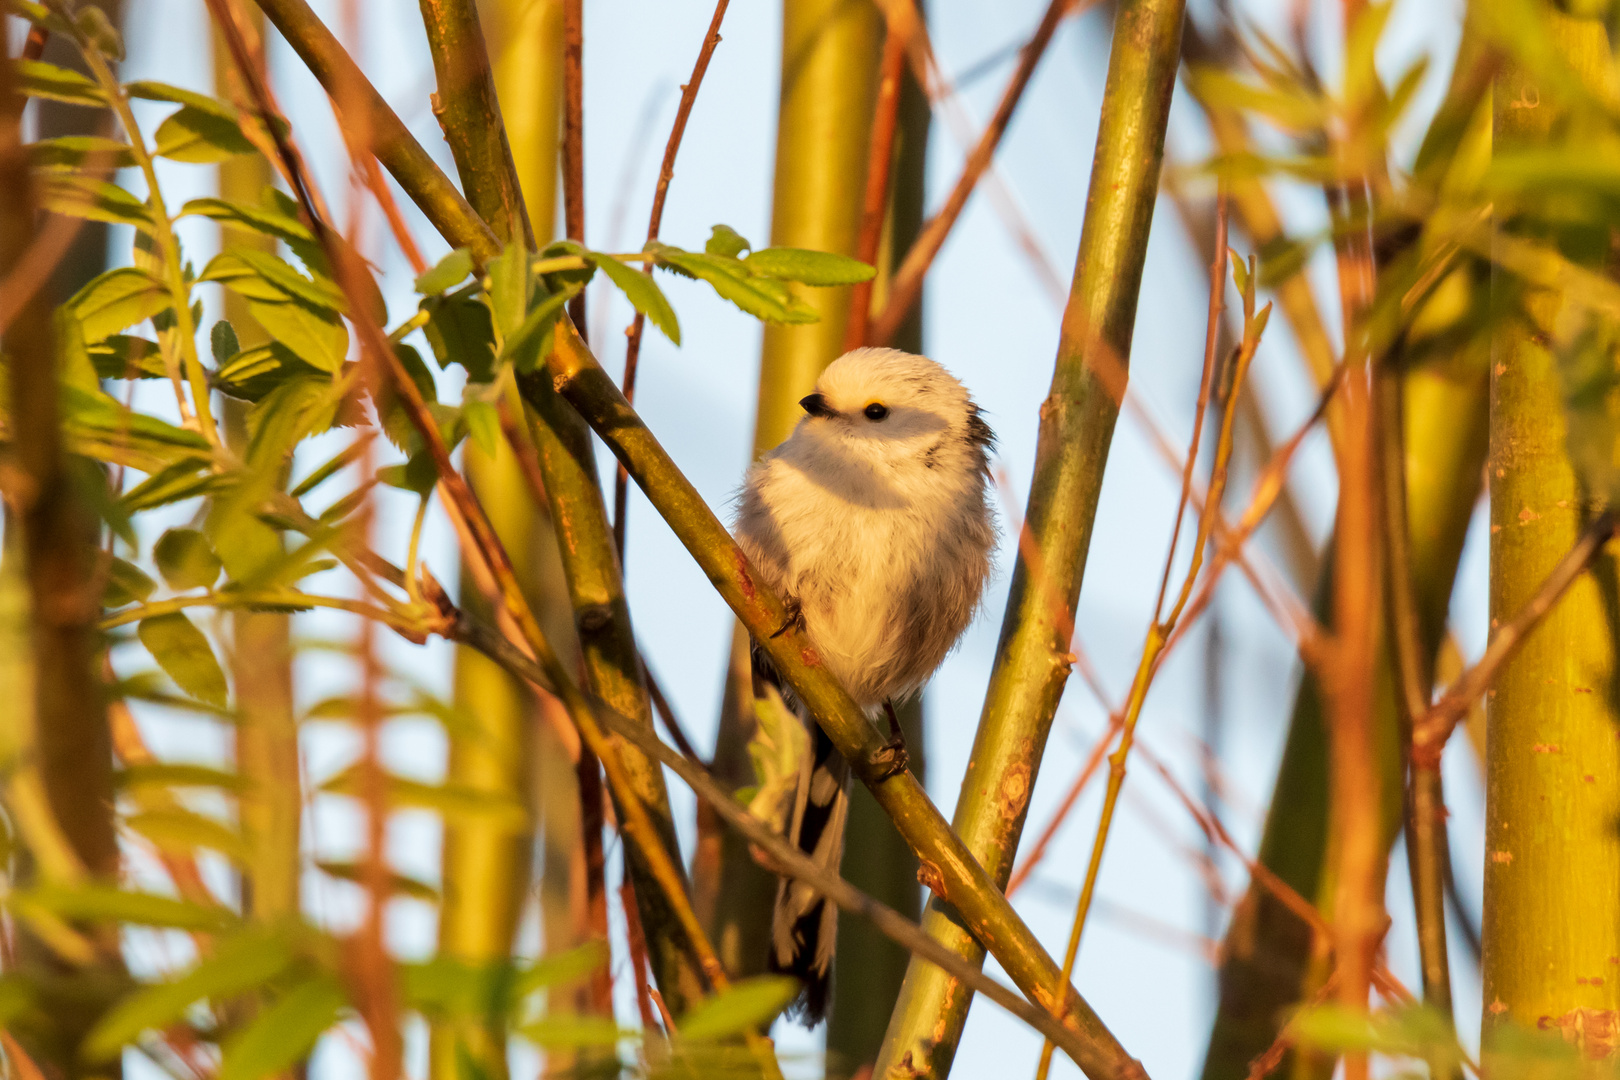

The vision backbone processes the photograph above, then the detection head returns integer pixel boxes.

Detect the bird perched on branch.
[734,346,997,1022]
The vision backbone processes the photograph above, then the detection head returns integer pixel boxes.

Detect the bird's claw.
[771,596,806,639]
[872,736,910,779]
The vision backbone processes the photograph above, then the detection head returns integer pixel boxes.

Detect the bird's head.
[790,348,993,480]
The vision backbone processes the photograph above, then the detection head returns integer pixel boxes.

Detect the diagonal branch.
[448,614,1096,1067]
[543,322,1147,1080]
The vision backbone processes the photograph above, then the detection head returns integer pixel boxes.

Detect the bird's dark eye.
[864,402,890,421]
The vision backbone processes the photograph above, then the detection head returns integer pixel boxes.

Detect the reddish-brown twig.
[843,27,908,352]
[562,0,586,338]
[869,0,1088,344]
[613,0,731,557]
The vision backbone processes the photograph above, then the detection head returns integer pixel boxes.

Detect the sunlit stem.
[78,43,220,448]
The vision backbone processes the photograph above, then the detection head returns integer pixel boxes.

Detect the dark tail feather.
[756,649,850,1024]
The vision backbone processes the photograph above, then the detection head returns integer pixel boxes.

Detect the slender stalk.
[703,0,885,988]
[867,0,1075,346]
[614,0,731,557]
[211,11,302,930]
[423,2,561,1071]
[1,38,123,1074]
[840,26,905,353]
[545,323,1148,1080]
[1198,322,1489,1080]
[80,45,217,444]
[878,0,1184,1073]
[1379,352,1455,1045]
[560,0,584,336]
[1036,227,1249,1080]
[1482,13,1620,1054]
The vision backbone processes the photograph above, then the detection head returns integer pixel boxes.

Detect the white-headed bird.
[734,346,997,1021]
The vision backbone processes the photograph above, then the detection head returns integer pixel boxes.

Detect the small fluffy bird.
[734,346,997,1021]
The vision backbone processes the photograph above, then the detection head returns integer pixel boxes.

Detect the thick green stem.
[1,40,123,1078]
[212,13,301,927]
[875,1,1184,1075]
[545,324,1147,1080]
[411,0,706,1012]
[1482,12,1620,1054]
[703,0,885,989]
[428,5,565,1073]
[415,0,532,248]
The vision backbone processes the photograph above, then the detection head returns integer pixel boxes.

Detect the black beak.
[799,392,835,418]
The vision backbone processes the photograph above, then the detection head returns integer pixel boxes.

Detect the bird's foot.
[872,736,910,779]
[874,702,910,778]
[770,595,806,639]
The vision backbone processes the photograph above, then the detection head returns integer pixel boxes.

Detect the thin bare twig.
[1413,511,1619,765]
[562,0,586,339]
[869,0,1086,344]
[843,26,907,352]
[614,0,730,557]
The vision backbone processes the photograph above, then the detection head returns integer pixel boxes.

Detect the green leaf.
[401,958,513,1019]
[651,244,818,324]
[75,5,125,60]
[220,976,347,1080]
[60,386,212,473]
[154,105,257,163]
[28,135,135,171]
[705,224,752,258]
[591,252,680,344]
[416,247,474,295]
[463,399,501,458]
[139,612,228,707]
[520,1016,630,1049]
[181,196,313,245]
[744,247,875,286]
[509,942,610,1001]
[205,250,345,312]
[82,931,295,1062]
[69,266,169,343]
[35,174,152,229]
[487,242,532,340]
[500,285,576,373]
[376,452,439,496]
[315,861,440,902]
[20,883,235,932]
[125,80,234,118]
[319,767,529,832]
[676,975,798,1041]
[239,300,348,374]
[153,528,222,591]
[211,320,241,365]
[15,60,107,107]
[89,334,166,380]
[117,762,245,792]
[127,809,251,864]
[104,556,157,608]
[421,295,496,382]
[216,342,324,402]
[120,460,216,514]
